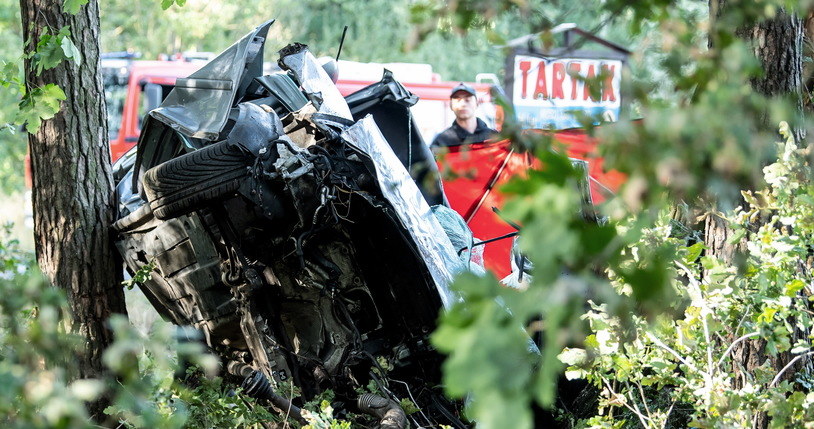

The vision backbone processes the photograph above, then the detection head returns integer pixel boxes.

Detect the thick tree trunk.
[706,6,804,429]
[745,12,804,99]
[19,0,125,420]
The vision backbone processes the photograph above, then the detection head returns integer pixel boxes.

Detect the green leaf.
[28,26,79,75]
[62,0,88,14]
[123,259,156,290]
[727,227,747,245]
[557,347,587,366]
[757,306,778,324]
[29,30,63,75]
[684,242,705,264]
[784,279,805,297]
[618,245,674,303]
[432,273,538,429]
[469,391,532,429]
[160,0,186,9]
[16,84,66,134]
[0,61,19,87]
[60,34,82,66]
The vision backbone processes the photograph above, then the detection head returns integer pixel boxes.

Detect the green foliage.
[0,0,86,182]
[105,360,276,429]
[122,259,156,290]
[1,59,67,135]
[430,2,814,429]
[432,132,678,427]
[16,84,65,134]
[98,0,271,67]
[269,0,553,81]
[103,315,215,428]
[0,227,92,428]
[432,272,540,428]
[159,0,186,10]
[301,400,352,429]
[14,21,81,136]
[25,26,82,76]
[568,124,814,428]
[0,0,85,146]
[0,0,27,194]
[596,1,814,212]
[435,119,814,428]
[61,0,88,15]
[399,398,420,415]
[181,376,276,429]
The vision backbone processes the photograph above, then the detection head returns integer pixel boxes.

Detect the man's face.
[450,91,477,120]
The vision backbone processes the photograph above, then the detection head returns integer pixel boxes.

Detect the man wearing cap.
[431,83,497,149]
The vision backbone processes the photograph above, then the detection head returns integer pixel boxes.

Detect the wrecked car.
[112,20,472,428]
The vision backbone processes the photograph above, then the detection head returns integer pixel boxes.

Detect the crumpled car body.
[112,20,469,427]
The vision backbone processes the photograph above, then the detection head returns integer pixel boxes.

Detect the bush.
[567,124,814,428]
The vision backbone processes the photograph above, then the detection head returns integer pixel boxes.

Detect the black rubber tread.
[144,140,253,220]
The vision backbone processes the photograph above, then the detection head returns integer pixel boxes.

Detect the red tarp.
[439,130,625,278]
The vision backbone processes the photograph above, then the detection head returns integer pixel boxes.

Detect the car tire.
[143,140,253,220]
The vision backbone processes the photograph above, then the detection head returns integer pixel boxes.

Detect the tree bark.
[706,5,804,429]
[710,2,804,96]
[746,12,804,99]
[802,9,814,110]
[19,0,126,420]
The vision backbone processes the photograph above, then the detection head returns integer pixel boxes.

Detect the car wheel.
[143,140,253,220]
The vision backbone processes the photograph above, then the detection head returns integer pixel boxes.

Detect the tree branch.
[715,331,761,370]
[602,379,652,429]
[646,332,699,374]
[769,350,814,387]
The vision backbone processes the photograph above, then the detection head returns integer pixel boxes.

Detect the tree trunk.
[706,5,804,429]
[802,9,814,110]
[745,12,804,99]
[19,0,125,420]
[709,2,804,96]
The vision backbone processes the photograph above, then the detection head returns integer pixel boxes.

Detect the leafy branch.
[4,0,87,134]
[123,259,157,291]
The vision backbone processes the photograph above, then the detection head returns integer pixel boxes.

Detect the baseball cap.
[450,82,476,98]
